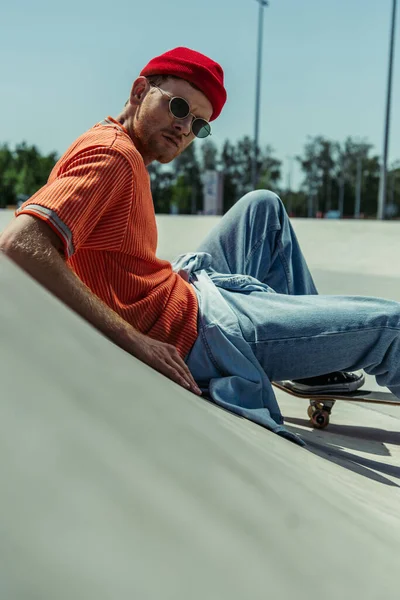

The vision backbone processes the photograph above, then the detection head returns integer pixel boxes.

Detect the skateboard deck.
[273,381,400,429]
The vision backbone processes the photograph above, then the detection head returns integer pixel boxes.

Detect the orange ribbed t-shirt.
[17,117,199,358]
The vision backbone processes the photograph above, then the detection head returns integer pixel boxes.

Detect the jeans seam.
[244,227,293,293]
[244,223,280,265]
[276,237,293,293]
[244,233,267,271]
[194,289,224,375]
[248,325,400,345]
[193,286,225,375]
[199,325,227,376]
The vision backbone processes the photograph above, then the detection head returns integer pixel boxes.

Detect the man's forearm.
[0,234,144,354]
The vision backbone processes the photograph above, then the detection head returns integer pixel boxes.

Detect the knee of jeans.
[383,301,400,328]
[365,299,400,329]
[239,190,283,220]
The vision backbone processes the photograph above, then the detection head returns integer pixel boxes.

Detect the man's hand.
[132,335,202,395]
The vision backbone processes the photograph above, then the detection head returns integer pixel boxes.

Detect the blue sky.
[2,0,399,189]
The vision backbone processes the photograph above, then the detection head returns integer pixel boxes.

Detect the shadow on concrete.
[202,397,400,488]
[284,420,400,488]
[284,416,400,454]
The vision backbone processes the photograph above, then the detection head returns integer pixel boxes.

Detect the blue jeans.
[194,190,400,396]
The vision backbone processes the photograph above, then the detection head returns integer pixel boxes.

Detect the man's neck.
[113,113,151,166]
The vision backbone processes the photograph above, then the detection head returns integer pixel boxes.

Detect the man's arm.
[0,214,201,395]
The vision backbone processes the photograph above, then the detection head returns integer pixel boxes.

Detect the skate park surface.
[1,209,400,599]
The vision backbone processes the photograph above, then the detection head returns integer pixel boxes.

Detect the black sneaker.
[278,371,365,395]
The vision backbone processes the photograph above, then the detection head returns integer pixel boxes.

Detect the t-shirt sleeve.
[16,146,133,258]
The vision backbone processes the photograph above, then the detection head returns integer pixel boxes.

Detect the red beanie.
[140,47,227,121]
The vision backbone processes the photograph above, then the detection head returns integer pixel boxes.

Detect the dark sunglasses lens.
[192,119,211,138]
[170,97,190,119]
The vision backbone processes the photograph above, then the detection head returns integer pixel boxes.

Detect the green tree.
[297,136,339,216]
[235,136,254,198]
[388,161,400,217]
[335,138,379,217]
[13,142,57,195]
[220,137,282,213]
[171,144,203,213]
[283,190,308,217]
[257,145,282,191]
[0,144,17,207]
[0,142,57,207]
[220,140,240,213]
[200,139,219,171]
[170,174,192,213]
[148,163,174,213]
[297,135,383,218]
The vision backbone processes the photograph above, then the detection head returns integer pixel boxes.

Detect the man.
[2,47,400,444]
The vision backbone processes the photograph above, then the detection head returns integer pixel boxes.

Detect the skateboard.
[273,381,400,429]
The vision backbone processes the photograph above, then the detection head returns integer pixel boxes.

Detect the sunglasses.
[150,83,211,139]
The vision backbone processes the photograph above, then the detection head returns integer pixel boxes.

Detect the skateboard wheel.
[311,410,330,429]
[307,405,314,419]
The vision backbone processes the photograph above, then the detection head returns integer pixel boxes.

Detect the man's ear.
[129,76,150,106]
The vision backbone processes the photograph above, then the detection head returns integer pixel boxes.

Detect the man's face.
[128,77,213,165]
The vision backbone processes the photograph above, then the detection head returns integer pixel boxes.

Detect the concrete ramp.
[1,253,400,599]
